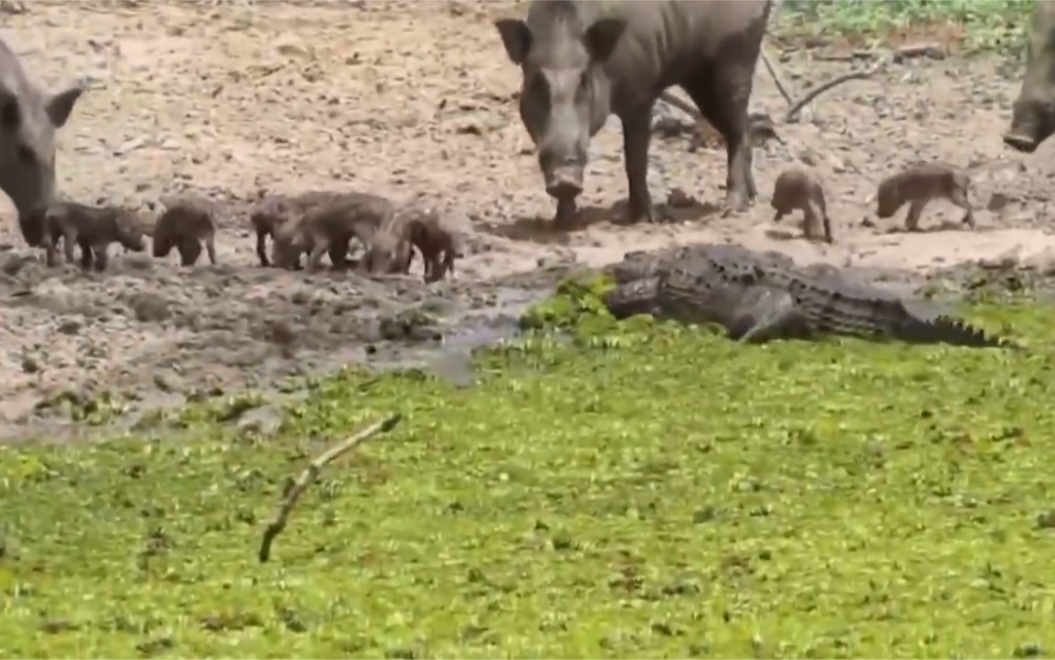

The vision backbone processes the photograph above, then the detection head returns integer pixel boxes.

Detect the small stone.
[128,293,171,323]
[21,355,40,374]
[667,187,696,209]
[57,319,81,335]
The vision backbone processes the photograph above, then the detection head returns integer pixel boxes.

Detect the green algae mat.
[2,285,1055,658]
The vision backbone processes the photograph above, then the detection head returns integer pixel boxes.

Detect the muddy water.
[369,284,541,382]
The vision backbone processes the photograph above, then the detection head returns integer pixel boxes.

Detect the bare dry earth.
[0,1,1052,440]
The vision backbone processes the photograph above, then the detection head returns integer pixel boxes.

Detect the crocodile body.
[603,243,1013,348]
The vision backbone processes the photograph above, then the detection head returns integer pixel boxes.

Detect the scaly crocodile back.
[606,243,1018,349]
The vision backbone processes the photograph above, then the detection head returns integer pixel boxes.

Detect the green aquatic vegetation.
[518,274,615,332]
[3,289,1055,657]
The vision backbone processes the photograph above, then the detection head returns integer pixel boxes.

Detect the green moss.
[2,297,1055,657]
[518,274,614,331]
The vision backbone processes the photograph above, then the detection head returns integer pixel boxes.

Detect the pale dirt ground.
[0,1,1052,439]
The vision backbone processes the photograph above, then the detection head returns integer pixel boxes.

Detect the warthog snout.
[541,152,584,199]
[1003,133,1038,154]
[1003,99,1055,154]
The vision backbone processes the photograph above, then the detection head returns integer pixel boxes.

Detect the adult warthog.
[494,0,772,228]
[0,36,84,246]
[1005,2,1055,154]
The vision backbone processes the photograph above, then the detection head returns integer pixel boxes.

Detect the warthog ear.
[583,17,626,64]
[495,18,533,65]
[45,84,85,128]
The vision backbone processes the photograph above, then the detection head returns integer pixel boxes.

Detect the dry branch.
[812,50,875,62]
[759,44,793,106]
[656,38,940,130]
[891,42,945,63]
[258,412,403,563]
[784,57,889,123]
[783,42,944,123]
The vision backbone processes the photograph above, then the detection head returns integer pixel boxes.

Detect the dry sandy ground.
[0,1,1052,439]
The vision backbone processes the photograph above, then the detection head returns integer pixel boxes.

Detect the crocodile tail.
[604,277,662,320]
[898,313,1014,349]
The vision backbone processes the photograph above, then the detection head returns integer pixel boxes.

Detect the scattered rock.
[128,293,172,323]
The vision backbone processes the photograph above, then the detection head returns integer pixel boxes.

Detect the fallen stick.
[258,412,403,563]
[891,42,945,63]
[784,56,889,123]
[783,42,944,122]
[812,51,874,62]
[759,43,794,106]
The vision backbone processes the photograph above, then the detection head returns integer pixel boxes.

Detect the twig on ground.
[813,43,943,63]
[658,38,936,129]
[813,50,874,62]
[784,56,889,123]
[760,43,794,106]
[891,42,946,63]
[257,412,403,563]
[783,42,944,123]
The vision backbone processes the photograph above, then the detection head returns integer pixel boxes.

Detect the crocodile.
[603,243,1015,348]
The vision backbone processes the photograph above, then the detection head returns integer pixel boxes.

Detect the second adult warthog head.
[0,57,83,246]
[495,11,626,202]
[1005,1,1055,154]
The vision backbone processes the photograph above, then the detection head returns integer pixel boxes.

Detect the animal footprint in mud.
[126,292,171,323]
[265,319,296,346]
[375,309,442,342]
[263,319,298,358]
[987,192,1014,214]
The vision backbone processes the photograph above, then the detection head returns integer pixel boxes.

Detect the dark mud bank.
[0,254,581,444]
